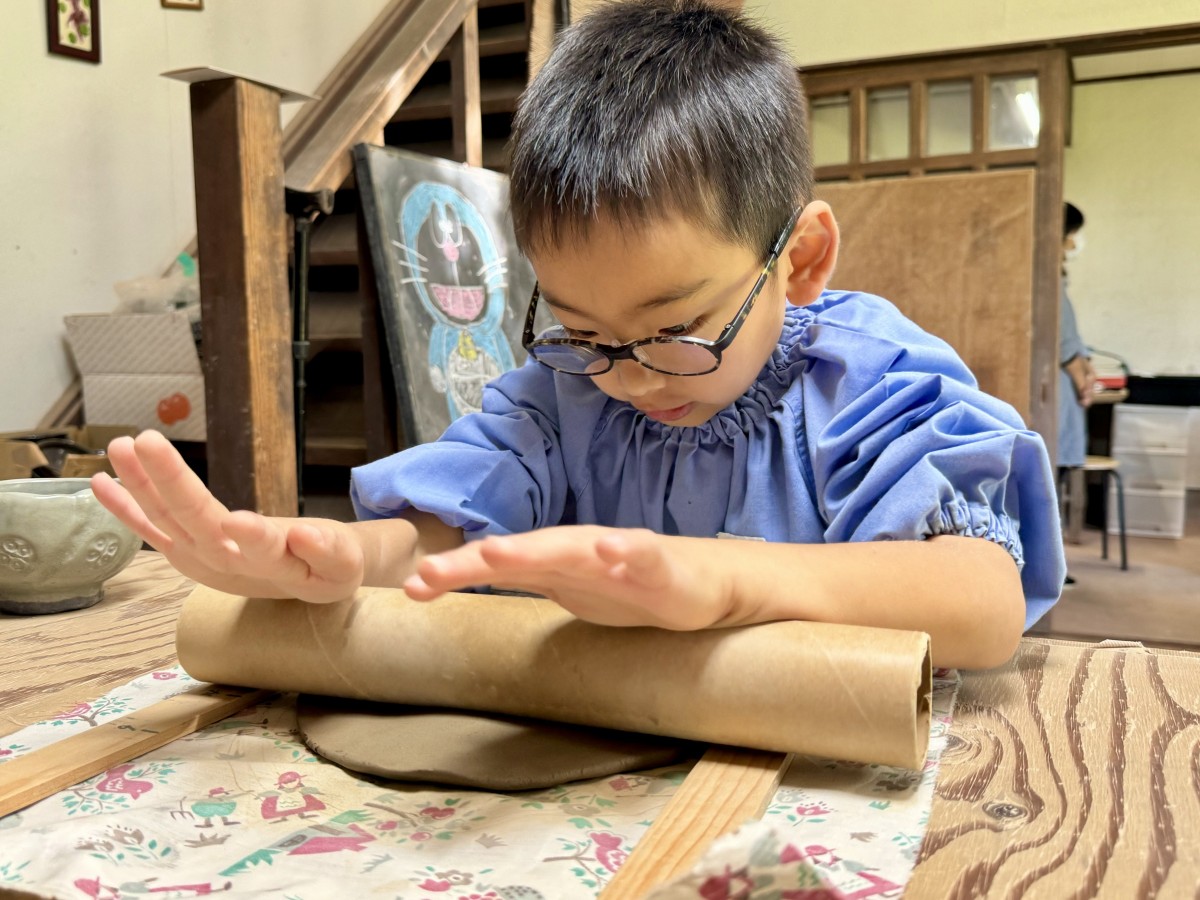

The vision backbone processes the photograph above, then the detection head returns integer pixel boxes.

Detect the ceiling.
[1072,43,1200,82]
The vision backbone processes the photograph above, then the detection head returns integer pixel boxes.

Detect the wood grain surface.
[0,552,192,739]
[908,639,1200,899]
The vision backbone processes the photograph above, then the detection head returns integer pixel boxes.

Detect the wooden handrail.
[284,0,479,195]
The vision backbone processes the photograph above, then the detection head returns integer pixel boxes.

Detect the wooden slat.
[286,0,475,194]
[189,77,297,516]
[451,8,484,166]
[390,76,525,122]
[0,686,272,819]
[600,747,793,898]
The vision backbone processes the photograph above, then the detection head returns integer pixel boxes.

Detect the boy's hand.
[91,431,364,603]
[403,526,734,630]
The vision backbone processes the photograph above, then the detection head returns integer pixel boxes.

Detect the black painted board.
[354,143,537,446]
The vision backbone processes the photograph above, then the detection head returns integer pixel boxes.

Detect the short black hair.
[1063,202,1085,238]
[509,0,810,259]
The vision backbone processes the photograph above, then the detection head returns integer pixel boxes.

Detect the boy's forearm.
[687,534,1026,669]
[349,511,464,588]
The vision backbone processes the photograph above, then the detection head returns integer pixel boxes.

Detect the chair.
[1082,455,1128,571]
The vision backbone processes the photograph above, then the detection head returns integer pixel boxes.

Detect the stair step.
[392,138,510,170]
[438,21,527,61]
[309,214,358,267]
[391,77,525,123]
[308,292,362,354]
[304,435,368,468]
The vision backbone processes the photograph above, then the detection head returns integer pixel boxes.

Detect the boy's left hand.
[403,526,734,630]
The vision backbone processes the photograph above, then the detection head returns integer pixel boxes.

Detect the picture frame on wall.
[46,0,100,63]
[161,0,204,8]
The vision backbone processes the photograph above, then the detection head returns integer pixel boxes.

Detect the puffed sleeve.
[349,362,569,540]
[799,293,1065,628]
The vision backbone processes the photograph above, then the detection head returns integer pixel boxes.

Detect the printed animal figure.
[258,771,325,822]
[397,182,516,422]
[190,787,241,828]
[94,764,153,800]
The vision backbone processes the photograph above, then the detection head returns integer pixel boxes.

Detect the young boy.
[94,0,1064,669]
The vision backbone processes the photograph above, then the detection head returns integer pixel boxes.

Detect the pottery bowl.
[0,478,140,615]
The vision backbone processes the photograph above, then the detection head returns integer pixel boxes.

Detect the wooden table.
[3,552,1199,898]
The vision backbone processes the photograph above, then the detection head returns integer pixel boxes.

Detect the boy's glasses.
[522,208,801,377]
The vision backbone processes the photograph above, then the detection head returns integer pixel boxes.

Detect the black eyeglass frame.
[521,207,802,377]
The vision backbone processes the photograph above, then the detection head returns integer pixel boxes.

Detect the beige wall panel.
[817,171,1037,421]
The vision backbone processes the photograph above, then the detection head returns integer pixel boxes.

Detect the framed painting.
[354,144,541,446]
[47,0,100,63]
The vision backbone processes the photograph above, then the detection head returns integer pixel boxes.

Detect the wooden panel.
[1029,49,1069,451]
[190,77,298,516]
[907,639,1200,897]
[817,170,1036,421]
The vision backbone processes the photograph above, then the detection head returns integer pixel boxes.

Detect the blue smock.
[353,291,1065,628]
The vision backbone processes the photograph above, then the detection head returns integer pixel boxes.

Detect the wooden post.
[189,77,298,516]
[450,6,483,167]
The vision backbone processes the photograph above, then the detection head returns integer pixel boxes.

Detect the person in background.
[1059,202,1095,472]
[1058,202,1095,585]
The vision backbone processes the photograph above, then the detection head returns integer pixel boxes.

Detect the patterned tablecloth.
[0,669,958,899]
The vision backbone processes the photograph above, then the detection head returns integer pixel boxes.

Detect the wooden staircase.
[37,0,553,511]
[294,0,537,474]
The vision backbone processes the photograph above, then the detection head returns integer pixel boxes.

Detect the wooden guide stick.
[0,685,272,819]
[601,747,794,898]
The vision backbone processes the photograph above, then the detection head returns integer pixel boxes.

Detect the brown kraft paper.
[176,585,933,769]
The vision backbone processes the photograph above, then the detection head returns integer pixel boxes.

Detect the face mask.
[1064,231,1085,262]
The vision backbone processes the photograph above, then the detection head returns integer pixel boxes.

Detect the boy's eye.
[660,317,704,337]
[564,327,598,340]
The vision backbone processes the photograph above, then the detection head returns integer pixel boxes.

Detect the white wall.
[745,0,1200,68]
[1063,73,1200,376]
[0,0,391,431]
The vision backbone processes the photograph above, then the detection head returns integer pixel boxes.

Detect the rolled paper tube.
[177,586,933,769]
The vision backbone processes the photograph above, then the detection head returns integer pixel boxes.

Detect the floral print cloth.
[0,669,958,899]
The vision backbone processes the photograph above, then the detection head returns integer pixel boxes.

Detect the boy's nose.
[613,358,666,397]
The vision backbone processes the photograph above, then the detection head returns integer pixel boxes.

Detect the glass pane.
[867,86,910,161]
[927,80,972,156]
[988,74,1040,150]
[810,93,850,168]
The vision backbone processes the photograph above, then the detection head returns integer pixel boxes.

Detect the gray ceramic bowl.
[0,478,140,615]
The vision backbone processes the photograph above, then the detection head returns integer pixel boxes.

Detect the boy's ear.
[781,201,839,306]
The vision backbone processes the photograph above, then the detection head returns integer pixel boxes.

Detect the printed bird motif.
[94,764,153,800]
[590,831,629,872]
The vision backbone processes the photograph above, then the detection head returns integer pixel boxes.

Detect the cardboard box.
[0,426,138,480]
[64,312,206,441]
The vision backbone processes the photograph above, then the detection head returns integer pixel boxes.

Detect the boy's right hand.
[91,431,364,602]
